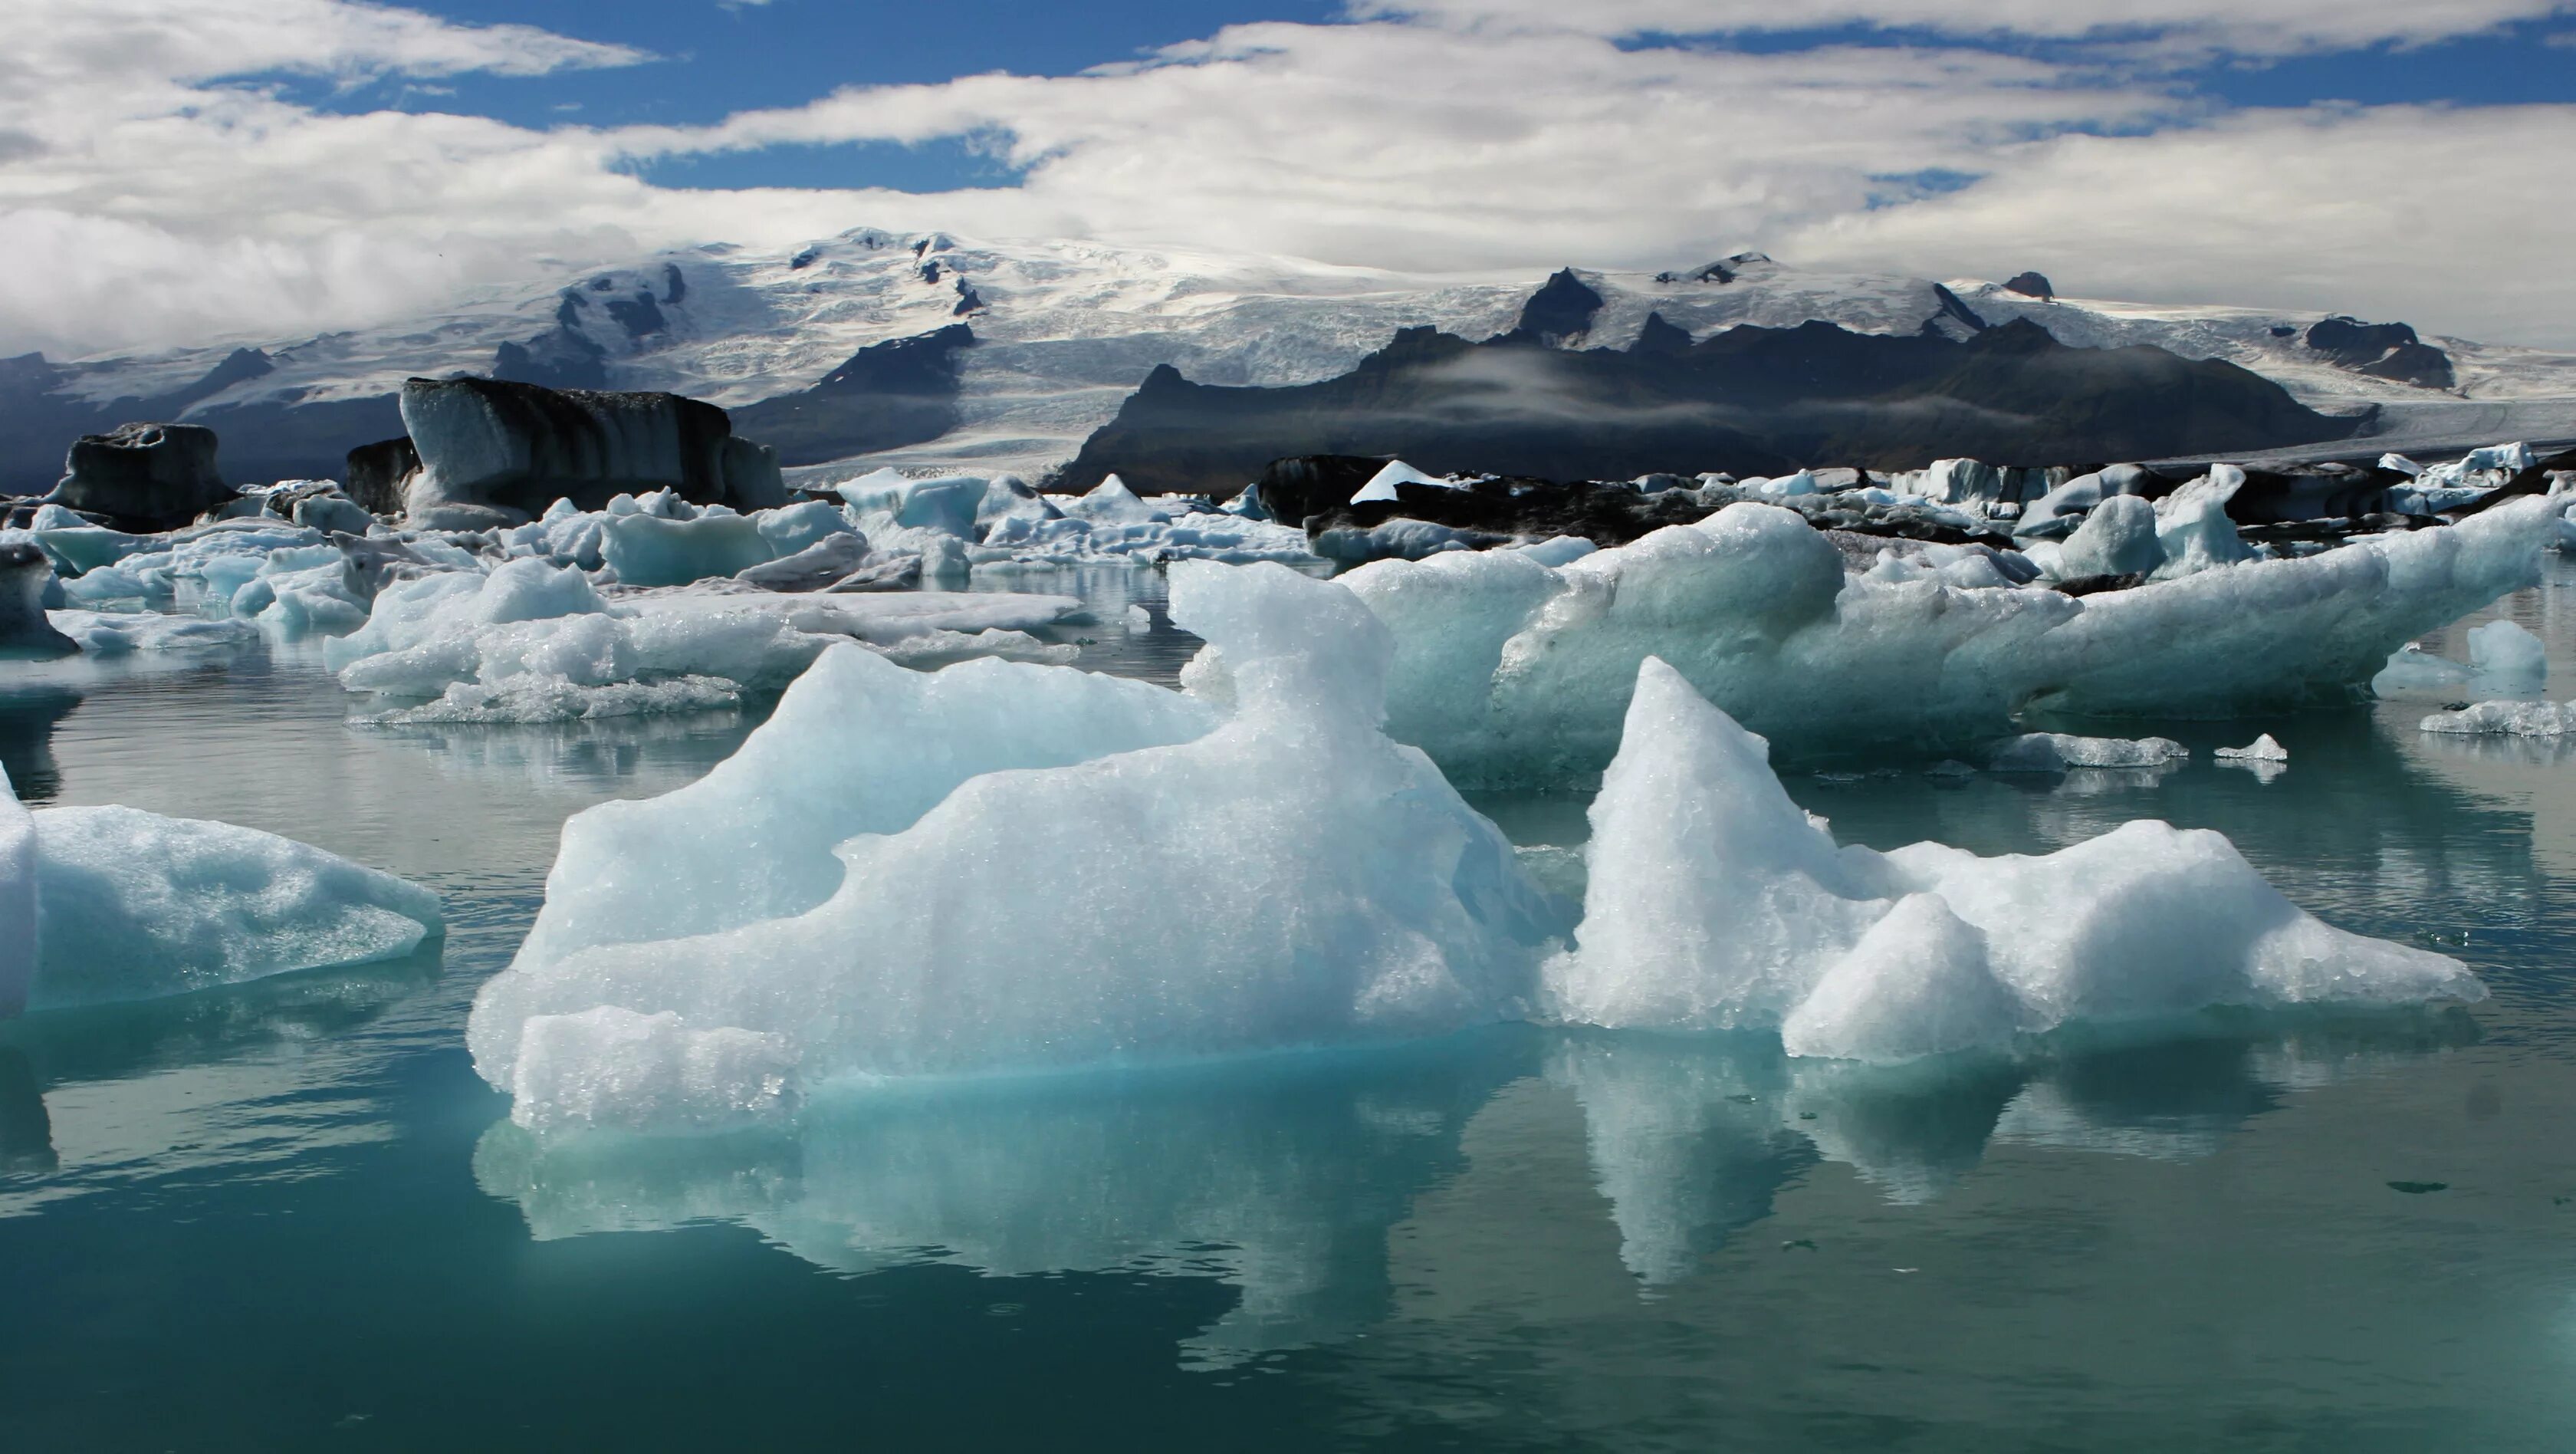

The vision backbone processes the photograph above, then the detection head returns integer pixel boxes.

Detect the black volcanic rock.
[729,323,974,466]
[1632,311,1695,357]
[1921,285,1989,340]
[1508,270,1605,346]
[46,422,232,529]
[1056,316,2355,499]
[1303,476,1731,547]
[2003,271,2054,300]
[604,289,668,340]
[345,436,420,515]
[1247,456,1392,526]
[2306,316,2455,388]
[2306,315,2419,364]
[2358,342,2456,389]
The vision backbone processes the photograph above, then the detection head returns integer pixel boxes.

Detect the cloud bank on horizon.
[2,0,2571,357]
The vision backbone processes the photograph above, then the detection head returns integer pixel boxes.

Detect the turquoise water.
[4,562,2574,1451]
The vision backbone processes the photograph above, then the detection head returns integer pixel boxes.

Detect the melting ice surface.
[471,565,2480,1132]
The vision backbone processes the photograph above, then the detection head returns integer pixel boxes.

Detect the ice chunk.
[1061,475,1166,525]
[2216,734,2288,761]
[2055,494,2164,579]
[2419,699,2576,735]
[1543,658,1891,1033]
[1547,661,2478,1061]
[292,494,374,536]
[2378,452,2423,478]
[504,643,1217,974]
[1325,496,2555,781]
[1986,733,2188,772]
[833,469,983,537]
[2151,465,2254,579]
[600,511,773,587]
[2373,643,2473,696]
[2466,619,2546,690]
[1779,895,2022,1063]
[1312,518,1500,564]
[752,500,855,559]
[1349,459,1447,504]
[0,765,34,1017]
[355,673,741,725]
[504,1008,798,1135]
[27,805,442,1008]
[734,533,872,593]
[470,562,1565,1118]
[2,542,77,659]
[46,610,258,656]
[1516,535,1597,567]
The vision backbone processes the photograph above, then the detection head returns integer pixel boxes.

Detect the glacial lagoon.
[4,560,2574,1452]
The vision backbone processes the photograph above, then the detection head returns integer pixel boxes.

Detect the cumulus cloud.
[2,0,2571,357]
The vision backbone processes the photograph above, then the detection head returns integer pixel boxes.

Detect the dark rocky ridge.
[1056,317,2359,499]
[2306,316,2456,390]
[729,323,974,466]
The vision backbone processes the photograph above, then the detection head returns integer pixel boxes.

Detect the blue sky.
[271,2,2576,191]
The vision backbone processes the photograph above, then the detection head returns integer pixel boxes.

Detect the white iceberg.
[1323,497,2555,785]
[3,771,444,1013]
[2216,733,2289,762]
[1349,459,1451,504]
[2466,618,2548,690]
[2420,699,2576,735]
[1986,733,2189,773]
[1543,660,2479,1063]
[469,561,1566,1128]
[324,557,1084,713]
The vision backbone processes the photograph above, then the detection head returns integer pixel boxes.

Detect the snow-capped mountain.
[6,228,2574,495]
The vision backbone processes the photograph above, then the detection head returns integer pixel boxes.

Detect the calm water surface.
[3,561,2574,1452]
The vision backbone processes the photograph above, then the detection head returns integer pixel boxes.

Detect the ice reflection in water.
[476,1008,2482,1358]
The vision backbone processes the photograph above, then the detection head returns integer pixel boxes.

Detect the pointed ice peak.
[1350,459,1450,503]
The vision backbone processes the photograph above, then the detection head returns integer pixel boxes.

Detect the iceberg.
[4,776,443,1012]
[2216,734,2289,762]
[1543,660,2480,1063]
[1322,497,2555,783]
[598,510,773,587]
[2420,699,2576,735]
[355,674,743,725]
[325,557,1084,710]
[1986,733,2188,773]
[469,561,1568,1127]
[2466,619,2547,691]
[2,541,77,659]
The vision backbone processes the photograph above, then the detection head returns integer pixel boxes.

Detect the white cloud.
[1,0,2571,358]
[1789,104,2576,345]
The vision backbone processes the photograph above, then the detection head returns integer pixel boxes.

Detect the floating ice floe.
[1546,661,2477,1064]
[2216,734,2289,762]
[1319,497,2555,785]
[471,566,2480,1133]
[1986,733,2189,773]
[2419,699,2576,735]
[324,558,1083,716]
[0,764,443,1014]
